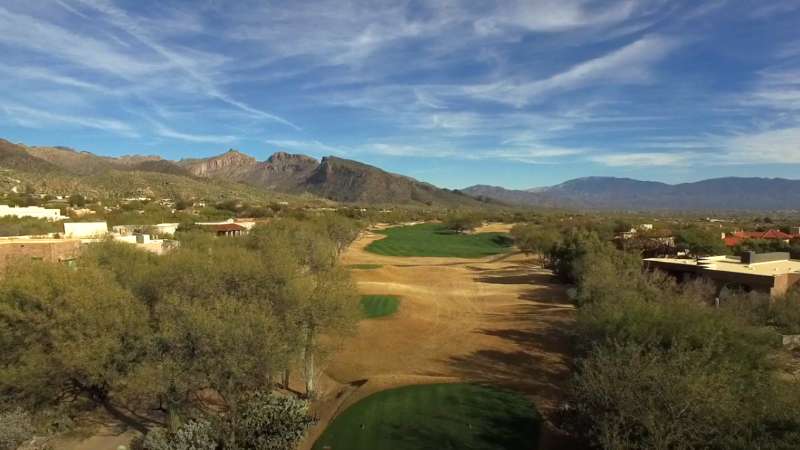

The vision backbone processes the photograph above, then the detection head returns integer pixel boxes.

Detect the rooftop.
[0,238,79,245]
[645,255,800,277]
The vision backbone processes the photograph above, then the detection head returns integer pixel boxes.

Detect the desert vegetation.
[0,216,363,449]
[524,228,800,449]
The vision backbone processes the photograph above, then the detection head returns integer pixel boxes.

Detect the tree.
[68,194,86,207]
[511,224,560,266]
[293,266,360,397]
[173,198,192,211]
[443,214,482,234]
[0,262,149,407]
[314,214,361,254]
[675,227,727,256]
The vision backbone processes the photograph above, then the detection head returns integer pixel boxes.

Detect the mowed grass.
[360,295,400,318]
[347,263,384,270]
[366,223,512,258]
[313,383,541,450]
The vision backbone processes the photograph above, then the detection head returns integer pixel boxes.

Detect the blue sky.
[1,1,799,189]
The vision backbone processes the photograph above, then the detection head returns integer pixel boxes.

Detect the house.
[0,238,81,272]
[722,229,797,247]
[207,223,248,237]
[112,233,175,255]
[152,223,180,236]
[67,207,96,217]
[63,222,108,239]
[0,205,67,221]
[644,252,800,298]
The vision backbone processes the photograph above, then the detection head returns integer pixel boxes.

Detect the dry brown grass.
[301,223,576,449]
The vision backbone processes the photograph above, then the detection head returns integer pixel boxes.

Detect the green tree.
[68,194,86,207]
[443,214,482,234]
[511,223,560,265]
[0,262,149,407]
[676,227,726,256]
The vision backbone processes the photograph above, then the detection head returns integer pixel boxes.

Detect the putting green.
[366,223,512,258]
[313,383,541,450]
[360,295,400,318]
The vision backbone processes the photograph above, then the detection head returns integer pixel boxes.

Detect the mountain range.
[3,137,799,210]
[0,139,477,206]
[463,177,800,211]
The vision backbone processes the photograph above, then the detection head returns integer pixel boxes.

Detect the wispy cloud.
[265,139,340,154]
[74,0,300,129]
[1,104,136,137]
[590,152,696,167]
[474,0,638,34]
[455,35,681,107]
[153,123,237,144]
[723,127,800,164]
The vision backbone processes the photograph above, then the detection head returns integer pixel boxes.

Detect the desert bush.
[572,342,800,450]
[221,392,313,450]
[0,409,33,450]
[564,232,800,449]
[136,420,217,450]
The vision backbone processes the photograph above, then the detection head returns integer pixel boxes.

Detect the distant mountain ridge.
[179,149,478,205]
[463,177,800,210]
[0,138,478,206]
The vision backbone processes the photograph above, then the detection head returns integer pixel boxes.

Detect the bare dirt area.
[302,224,577,449]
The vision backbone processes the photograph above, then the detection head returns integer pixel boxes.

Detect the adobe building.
[644,252,800,298]
[0,238,81,273]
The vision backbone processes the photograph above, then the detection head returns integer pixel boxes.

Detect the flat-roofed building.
[0,205,67,221]
[63,222,108,239]
[0,238,81,272]
[644,252,800,297]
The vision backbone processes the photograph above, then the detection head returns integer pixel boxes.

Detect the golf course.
[313,383,541,450]
[365,223,512,257]
[360,294,400,318]
[300,223,575,450]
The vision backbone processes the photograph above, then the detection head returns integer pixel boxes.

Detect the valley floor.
[301,224,577,450]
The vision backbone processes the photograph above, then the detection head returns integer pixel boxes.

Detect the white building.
[153,223,180,236]
[63,222,108,239]
[0,205,67,222]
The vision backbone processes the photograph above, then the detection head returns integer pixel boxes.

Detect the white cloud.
[1,104,136,137]
[724,127,800,164]
[73,0,300,130]
[265,139,339,154]
[153,123,237,144]
[590,152,695,167]
[474,0,638,34]
[0,6,164,79]
[458,35,680,106]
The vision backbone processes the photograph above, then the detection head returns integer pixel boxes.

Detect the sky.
[1,1,799,189]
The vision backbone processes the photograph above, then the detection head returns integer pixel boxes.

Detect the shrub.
[0,409,34,450]
[136,420,217,450]
[572,342,800,450]
[222,392,313,450]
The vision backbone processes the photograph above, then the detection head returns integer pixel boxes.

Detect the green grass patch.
[313,383,541,450]
[347,263,384,270]
[360,295,400,318]
[365,223,512,258]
